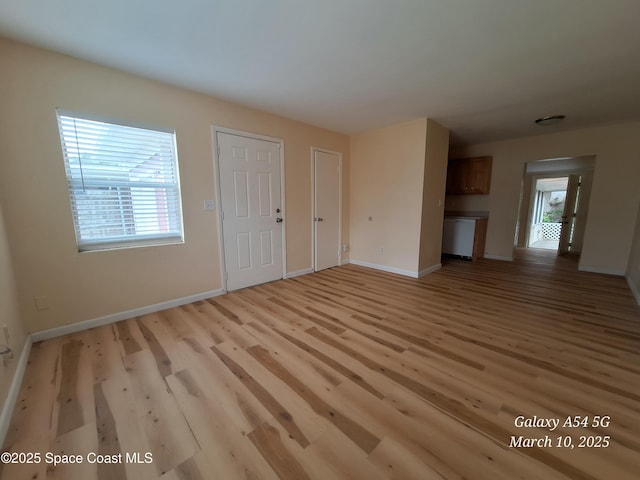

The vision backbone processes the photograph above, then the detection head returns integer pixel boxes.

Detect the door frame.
[310,147,343,271]
[212,126,287,292]
[520,169,593,253]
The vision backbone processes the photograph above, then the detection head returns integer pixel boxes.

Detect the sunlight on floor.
[528,239,559,250]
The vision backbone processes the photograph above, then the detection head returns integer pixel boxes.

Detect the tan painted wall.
[448,122,640,273]
[350,118,427,274]
[0,202,28,418]
[626,200,640,304]
[0,38,349,332]
[418,120,449,272]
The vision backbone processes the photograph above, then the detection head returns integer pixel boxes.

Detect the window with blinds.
[56,110,184,251]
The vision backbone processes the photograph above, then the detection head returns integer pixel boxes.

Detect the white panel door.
[217,132,283,290]
[314,150,341,271]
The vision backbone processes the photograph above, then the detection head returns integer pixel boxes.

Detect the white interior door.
[558,174,581,256]
[217,132,283,290]
[314,149,341,271]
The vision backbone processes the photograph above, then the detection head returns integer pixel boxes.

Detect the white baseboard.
[0,335,33,446]
[286,268,314,279]
[31,289,225,342]
[484,254,514,262]
[578,265,625,276]
[419,263,441,277]
[339,258,350,265]
[627,276,640,306]
[349,259,419,278]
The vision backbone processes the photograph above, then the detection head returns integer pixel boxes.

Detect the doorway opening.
[528,177,568,250]
[515,156,595,260]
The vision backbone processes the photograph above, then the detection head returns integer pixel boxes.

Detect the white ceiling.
[1,0,639,145]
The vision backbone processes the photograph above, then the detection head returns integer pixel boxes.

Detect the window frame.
[56,109,185,252]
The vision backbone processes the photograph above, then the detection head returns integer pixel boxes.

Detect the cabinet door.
[447,156,492,195]
[466,156,492,194]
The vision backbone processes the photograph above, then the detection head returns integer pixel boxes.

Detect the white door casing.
[313,149,341,271]
[216,131,284,290]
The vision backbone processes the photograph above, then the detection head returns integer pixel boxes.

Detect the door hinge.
[220,211,224,220]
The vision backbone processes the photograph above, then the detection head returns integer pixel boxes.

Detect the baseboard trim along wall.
[31,289,225,343]
[349,259,421,278]
[484,254,514,262]
[578,265,625,276]
[286,268,314,278]
[419,263,442,277]
[0,335,33,446]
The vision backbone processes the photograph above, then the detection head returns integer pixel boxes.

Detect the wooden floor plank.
[247,344,381,454]
[99,371,158,480]
[3,338,61,446]
[247,422,311,480]
[174,337,275,434]
[209,342,310,446]
[122,350,199,476]
[165,369,279,480]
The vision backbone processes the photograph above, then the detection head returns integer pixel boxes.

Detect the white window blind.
[56,110,184,251]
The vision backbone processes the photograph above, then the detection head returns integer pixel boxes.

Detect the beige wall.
[449,122,640,273]
[0,202,28,418]
[418,120,449,272]
[0,37,349,332]
[350,118,427,274]
[626,200,640,304]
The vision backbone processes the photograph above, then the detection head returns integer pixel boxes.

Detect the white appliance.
[442,218,475,257]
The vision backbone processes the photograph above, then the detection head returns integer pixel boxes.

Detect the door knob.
[315,217,324,222]
[276,217,283,223]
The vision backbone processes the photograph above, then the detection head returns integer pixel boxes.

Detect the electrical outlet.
[204,200,216,211]
[342,244,349,252]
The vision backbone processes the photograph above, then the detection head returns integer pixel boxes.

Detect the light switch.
[204,200,216,211]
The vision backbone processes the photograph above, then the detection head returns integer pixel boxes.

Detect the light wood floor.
[2,251,639,479]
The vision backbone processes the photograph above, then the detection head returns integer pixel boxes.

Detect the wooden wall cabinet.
[446,156,492,194]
